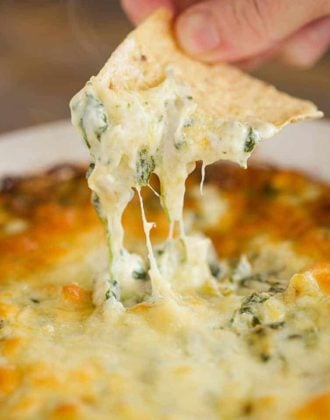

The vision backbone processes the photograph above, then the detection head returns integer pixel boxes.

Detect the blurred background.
[0,0,329,134]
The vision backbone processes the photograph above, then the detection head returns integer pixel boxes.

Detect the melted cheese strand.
[168,221,175,241]
[136,187,171,298]
[147,183,160,198]
[200,162,206,196]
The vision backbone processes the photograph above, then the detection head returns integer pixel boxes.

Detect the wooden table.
[0,0,329,135]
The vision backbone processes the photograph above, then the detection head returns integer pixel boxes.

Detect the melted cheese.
[70,71,277,305]
[0,242,329,419]
[68,69,330,419]
[0,165,329,418]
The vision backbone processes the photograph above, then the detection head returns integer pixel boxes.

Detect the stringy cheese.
[70,71,277,306]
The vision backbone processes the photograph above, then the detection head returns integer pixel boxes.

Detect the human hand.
[121,0,330,69]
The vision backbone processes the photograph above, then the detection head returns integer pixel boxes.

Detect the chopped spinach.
[105,289,114,301]
[86,162,95,179]
[78,119,91,148]
[92,192,106,222]
[77,90,109,148]
[244,127,258,153]
[237,271,286,295]
[133,269,148,281]
[251,316,261,327]
[239,292,269,314]
[136,148,155,186]
[209,262,221,278]
[105,279,120,301]
[269,282,286,293]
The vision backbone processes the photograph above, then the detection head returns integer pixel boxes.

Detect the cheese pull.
[70,10,321,305]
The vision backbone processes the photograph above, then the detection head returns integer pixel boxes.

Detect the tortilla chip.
[95,10,322,128]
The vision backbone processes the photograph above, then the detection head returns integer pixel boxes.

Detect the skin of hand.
[121,0,330,69]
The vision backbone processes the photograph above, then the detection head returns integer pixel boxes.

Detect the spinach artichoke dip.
[0,10,329,420]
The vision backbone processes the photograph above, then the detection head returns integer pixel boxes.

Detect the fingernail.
[176,10,220,55]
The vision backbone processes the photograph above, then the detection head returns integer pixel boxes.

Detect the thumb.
[175,0,330,62]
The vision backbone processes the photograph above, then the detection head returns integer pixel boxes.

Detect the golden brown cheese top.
[0,164,329,419]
